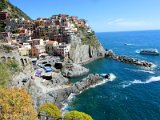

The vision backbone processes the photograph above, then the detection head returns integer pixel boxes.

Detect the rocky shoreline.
[25,49,155,111]
[32,74,108,109]
[105,50,154,68]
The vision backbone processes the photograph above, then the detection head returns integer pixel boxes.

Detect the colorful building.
[46,41,58,55]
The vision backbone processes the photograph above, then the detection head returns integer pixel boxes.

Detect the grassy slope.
[0,0,31,20]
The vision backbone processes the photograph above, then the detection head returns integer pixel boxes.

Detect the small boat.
[139,49,159,55]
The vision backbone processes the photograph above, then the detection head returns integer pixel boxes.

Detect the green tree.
[64,111,93,120]
[38,103,62,120]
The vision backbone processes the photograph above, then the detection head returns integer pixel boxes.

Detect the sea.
[67,30,160,120]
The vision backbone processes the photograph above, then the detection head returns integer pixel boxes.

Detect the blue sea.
[68,30,160,120]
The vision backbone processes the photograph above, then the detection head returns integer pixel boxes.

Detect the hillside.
[0,0,31,20]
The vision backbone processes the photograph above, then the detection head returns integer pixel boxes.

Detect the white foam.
[67,93,76,102]
[144,76,160,83]
[122,83,132,88]
[61,103,68,111]
[61,93,76,112]
[125,43,134,46]
[135,50,140,54]
[122,76,160,88]
[61,73,116,112]
[138,70,154,74]
[108,73,117,81]
[132,80,143,84]
[125,68,155,74]
[91,73,116,88]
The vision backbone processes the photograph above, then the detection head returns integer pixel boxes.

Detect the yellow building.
[18,47,30,56]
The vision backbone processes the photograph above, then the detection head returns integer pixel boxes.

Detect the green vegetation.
[0,60,19,87]
[38,103,93,120]
[0,87,38,120]
[0,21,6,32]
[0,0,31,20]
[7,1,31,20]
[0,0,8,10]
[0,62,10,87]
[0,44,16,53]
[77,26,100,48]
[38,103,62,120]
[64,111,93,120]
[81,32,100,48]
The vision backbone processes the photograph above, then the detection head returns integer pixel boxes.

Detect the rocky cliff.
[68,26,106,64]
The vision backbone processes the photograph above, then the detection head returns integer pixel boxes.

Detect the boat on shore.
[139,49,159,55]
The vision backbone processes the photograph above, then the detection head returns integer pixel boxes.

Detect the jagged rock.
[105,50,154,68]
[62,63,89,78]
[33,74,103,109]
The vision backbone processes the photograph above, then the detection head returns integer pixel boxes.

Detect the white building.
[23,43,31,49]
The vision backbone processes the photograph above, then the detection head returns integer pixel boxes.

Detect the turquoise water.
[68,30,160,120]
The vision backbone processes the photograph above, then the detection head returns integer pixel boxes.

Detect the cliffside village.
[0,11,92,58]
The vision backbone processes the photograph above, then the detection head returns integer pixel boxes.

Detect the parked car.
[35,70,42,77]
[44,67,53,72]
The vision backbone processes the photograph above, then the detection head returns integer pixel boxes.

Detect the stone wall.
[0,49,31,67]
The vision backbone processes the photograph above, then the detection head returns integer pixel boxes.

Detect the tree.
[38,103,62,120]
[0,87,38,120]
[64,111,93,120]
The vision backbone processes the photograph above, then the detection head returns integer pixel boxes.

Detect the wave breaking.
[122,76,160,88]
[61,73,116,111]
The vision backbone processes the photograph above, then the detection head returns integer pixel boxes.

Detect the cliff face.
[68,28,105,64]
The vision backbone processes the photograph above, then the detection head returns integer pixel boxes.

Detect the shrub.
[0,87,38,120]
[38,103,62,120]
[64,111,93,120]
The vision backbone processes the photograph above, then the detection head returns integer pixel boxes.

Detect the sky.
[9,0,160,32]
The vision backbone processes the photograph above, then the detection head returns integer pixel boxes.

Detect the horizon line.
[95,29,160,33]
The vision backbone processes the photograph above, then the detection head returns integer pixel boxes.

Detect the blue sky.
[9,0,160,32]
